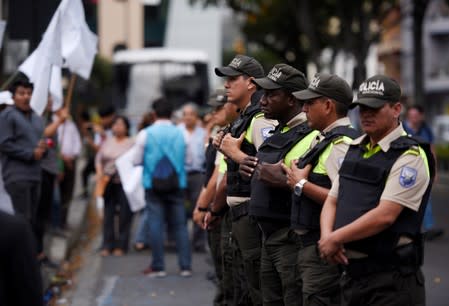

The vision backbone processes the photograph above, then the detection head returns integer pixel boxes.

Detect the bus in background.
[112,48,209,128]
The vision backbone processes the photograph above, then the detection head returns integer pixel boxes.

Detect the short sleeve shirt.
[329,124,430,212]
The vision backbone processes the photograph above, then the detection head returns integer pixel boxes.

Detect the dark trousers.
[81,156,95,194]
[35,170,56,254]
[260,227,302,306]
[102,182,134,251]
[296,242,341,305]
[59,160,76,228]
[232,215,263,306]
[341,267,425,306]
[208,221,225,306]
[5,180,40,226]
[186,172,207,249]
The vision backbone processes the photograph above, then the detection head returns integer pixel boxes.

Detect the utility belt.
[292,229,320,248]
[343,239,423,279]
[230,201,249,222]
[187,170,204,176]
[257,220,289,240]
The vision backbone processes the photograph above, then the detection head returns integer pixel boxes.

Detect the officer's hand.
[239,156,258,179]
[318,233,347,264]
[255,160,287,188]
[220,132,245,158]
[203,212,220,230]
[213,130,225,149]
[283,160,311,189]
[193,207,207,227]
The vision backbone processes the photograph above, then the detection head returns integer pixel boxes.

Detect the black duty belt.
[342,257,419,279]
[292,230,320,248]
[230,201,249,221]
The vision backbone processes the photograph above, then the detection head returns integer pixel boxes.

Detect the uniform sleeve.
[324,138,351,182]
[328,175,340,198]
[380,151,430,211]
[249,117,277,150]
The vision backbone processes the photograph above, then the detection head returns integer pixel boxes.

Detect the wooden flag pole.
[64,74,77,110]
[0,71,20,90]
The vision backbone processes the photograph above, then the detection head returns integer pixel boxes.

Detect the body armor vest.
[203,138,217,187]
[250,122,312,222]
[334,136,435,257]
[226,102,261,197]
[291,126,360,230]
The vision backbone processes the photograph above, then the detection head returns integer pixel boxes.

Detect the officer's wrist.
[197,206,208,212]
[209,208,225,217]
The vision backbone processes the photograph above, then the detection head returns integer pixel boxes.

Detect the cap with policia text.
[207,89,227,107]
[293,73,353,105]
[251,64,308,92]
[215,55,264,78]
[350,74,401,109]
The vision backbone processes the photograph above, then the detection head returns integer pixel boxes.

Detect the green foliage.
[90,55,113,89]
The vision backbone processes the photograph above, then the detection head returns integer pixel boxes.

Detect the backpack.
[151,154,179,194]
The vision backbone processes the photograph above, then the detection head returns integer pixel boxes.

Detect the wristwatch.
[294,178,308,196]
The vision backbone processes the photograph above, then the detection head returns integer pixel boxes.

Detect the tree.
[192,0,395,86]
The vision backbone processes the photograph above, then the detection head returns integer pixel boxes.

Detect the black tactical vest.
[249,122,313,222]
[203,138,217,187]
[226,102,262,197]
[291,126,360,230]
[334,135,435,257]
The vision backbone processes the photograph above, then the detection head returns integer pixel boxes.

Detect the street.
[67,181,449,306]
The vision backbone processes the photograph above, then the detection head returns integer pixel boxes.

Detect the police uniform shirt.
[329,123,430,212]
[283,113,319,167]
[227,107,277,207]
[309,117,354,182]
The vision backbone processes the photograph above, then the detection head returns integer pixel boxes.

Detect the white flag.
[59,0,98,79]
[50,66,63,111]
[19,11,63,115]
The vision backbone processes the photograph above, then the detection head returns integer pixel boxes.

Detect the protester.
[95,115,134,256]
[320,75,435,305]
[134,98,192,277]
[179,103,207,252]
[403,104,444,240]
[57,108,82,228]
[35,99,69,266]
[0,80,45,227]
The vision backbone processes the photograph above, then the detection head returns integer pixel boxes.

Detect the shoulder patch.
[261,127,274,140]
[399,166,417,188]
[403,146,420,156]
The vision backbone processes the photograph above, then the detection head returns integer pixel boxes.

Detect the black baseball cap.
[252,64,308,92]
[215,55,264,78]
[207,89,227,107]
[350,74,401,109]
[293,73,353,105]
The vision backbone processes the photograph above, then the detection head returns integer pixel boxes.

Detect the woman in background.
[95,116,134,256]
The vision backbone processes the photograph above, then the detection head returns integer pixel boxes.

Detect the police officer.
[282,73,359,305]
[206,54,276,306]
[239,64,316,306]
[319,75,435,306]
[193,90,238,306]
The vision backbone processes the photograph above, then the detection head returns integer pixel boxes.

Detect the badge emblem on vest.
[261,127,274,140]
[399,166,417,188]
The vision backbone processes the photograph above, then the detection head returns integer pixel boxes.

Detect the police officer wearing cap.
[206,54,277,306]
[319,75,435,306]
[282,73,359,305]
[239,64,317,306]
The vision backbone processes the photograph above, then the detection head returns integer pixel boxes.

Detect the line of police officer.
[194,55,434,306]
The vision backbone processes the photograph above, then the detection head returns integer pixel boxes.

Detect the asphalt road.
[68,181,449,306]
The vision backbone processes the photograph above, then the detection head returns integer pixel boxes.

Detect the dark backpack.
[152,155,179,193]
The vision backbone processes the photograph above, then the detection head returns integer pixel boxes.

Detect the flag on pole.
[19,11,63,115]
[59,0,98,79]
[18,0,98,114]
